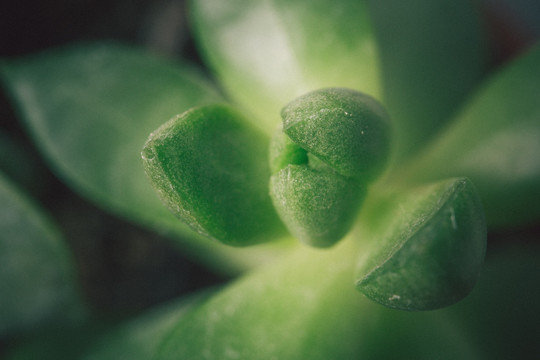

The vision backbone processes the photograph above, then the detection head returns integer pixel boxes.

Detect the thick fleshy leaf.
[269,88,390,247]
[270,164,365,247]
[190,0,380,134]
[80,290,213,360]
[366,0,488,159]
[401,44,540,228]
[0,172,84,336]
[355,178,486,311]
[142,104,286,246]
[281,88,391,181]
[0,43,289,274]
[155,237,479,359]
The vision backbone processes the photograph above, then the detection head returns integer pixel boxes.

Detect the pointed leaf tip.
[142,104,286,246]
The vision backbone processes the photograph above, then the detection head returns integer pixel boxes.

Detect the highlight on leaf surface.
[355,178,486,311]
[142,104,285,247]
[402,43,540,228]
[269,88,390,247]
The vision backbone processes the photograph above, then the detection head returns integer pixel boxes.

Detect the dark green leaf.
[270,164,365,247]
[355,178,486,310]
[81,291,214,360]
[142,104,286,246]
[155,237,479,359]
[269,88,389,247]
[281,88,391,181]
[0,172,84,336]
[190,0,380,134]
[0,43,288,274]
[366,0,488,159]
[401,44,540,228]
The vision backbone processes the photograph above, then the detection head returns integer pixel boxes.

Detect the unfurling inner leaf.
[142,104,285,247]
[270,88,391,247]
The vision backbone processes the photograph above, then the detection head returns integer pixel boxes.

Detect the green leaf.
[142,104,286,246]
[280,88,391,180]
[269,88,390,247]
[270,164,365,247]
[155,237,479,359]
[366,0,488,158]
[355,178,486,311]
[81,290,214,360]
[401,44,540,228]
[0,43,288,274]
[0,172,84,336]
[190,0,380,134]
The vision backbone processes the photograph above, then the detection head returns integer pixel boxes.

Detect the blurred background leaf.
[355,178,486,310]
[0,43,290,275]
[0,172,85,336]
[190,0,380,134]
[366,0,488,160]
[401,43,540,228]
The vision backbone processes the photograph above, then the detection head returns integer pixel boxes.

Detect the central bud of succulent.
[269,88,391,247]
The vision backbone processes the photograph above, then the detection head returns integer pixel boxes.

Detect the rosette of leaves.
[1,0,540,358]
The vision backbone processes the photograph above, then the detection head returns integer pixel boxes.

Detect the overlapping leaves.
[1,0,539,358]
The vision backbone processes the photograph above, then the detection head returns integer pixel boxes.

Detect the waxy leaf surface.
[155,237,479,359]
[270,164,365,247]
[281,88,391,181]
[142,104,286,246]
[355,178,486,310]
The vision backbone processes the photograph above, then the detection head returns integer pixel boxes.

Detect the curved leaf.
[281,88,391,180]
[0,43,290,274]
[0,172,84,336]
[366,0,488,159]
[190,0,380,134]
[401,44,540,228]
[142,104,286,246]
[155,237,479,359]
[269,88,390,247]
[270,164,365,247]
[355,178,486,311]
[81,290,214,360]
